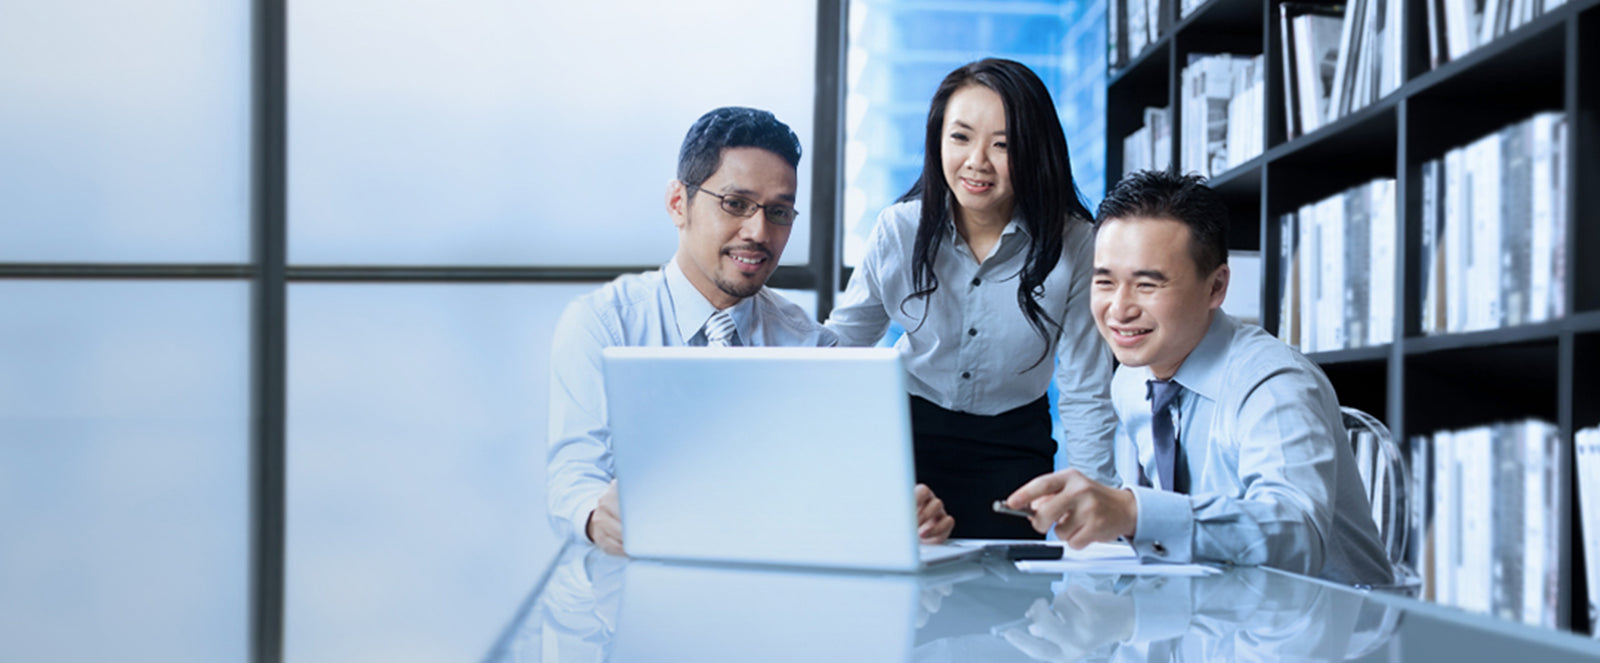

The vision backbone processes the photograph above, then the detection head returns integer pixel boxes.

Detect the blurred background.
[0,1,1125,660]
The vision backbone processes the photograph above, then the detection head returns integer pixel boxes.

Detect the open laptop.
[601,346,980,572]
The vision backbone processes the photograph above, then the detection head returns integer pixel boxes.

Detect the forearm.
[1129,485,1327,574]
[546,454,611,543]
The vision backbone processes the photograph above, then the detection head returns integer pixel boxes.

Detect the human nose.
[963,143,990,170]
[737,210,770,243]
[1107,285,1137,321]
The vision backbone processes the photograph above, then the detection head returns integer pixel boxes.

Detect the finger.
[921,514,954,543]
[1029,478,1087,526]
[1006,470,1072,508]
[915,483,935,507]
[1000,629,1062,661]
[1030,508,1062,535]
[917,494,945,522]
[596,530,625,556]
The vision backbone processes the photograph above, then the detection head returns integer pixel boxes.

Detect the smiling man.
[547,107,955,555]
[1005,170,1392,586]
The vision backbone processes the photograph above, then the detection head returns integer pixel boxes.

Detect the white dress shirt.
[545,259,837,543]
[826,199,1118,481]
[1114,312,1394,586]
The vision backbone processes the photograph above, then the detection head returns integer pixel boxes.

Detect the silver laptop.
[601,346,979,572]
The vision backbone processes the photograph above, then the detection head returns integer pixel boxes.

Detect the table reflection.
[489,543,1600,663]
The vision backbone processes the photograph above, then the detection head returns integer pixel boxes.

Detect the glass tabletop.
[485,542,1600,662]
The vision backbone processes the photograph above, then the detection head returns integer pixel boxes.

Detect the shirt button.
[961,371,972,379]
[970,277,981,287]
[1152,541,1168,556]
[968,328,977,336]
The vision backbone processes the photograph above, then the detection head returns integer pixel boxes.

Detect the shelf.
[1172,0,1259,35]
[1404,321,1565,356]
[1108,39,1170,91]
[1205,160,1262,250]
[1405,338,1561,431]
[1306,344,1390,365]
[1404,15,1567,161]
[1264,102,1398,216]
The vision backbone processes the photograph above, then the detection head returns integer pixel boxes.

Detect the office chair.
[1341,407,1417,588]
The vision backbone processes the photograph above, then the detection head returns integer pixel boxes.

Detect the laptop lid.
[602,346,928,572]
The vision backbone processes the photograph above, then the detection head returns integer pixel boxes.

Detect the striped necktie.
[703,309,739,347]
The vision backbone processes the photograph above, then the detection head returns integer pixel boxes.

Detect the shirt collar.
[664,258,754,344]
[940,195,1029,248]
[1168,312,1237,403]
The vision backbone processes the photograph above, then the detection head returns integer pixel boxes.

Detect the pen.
[991,499,1034,518]
[992,499,1135,548]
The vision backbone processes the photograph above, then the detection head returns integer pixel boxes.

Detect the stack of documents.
[1018,542,1219,577]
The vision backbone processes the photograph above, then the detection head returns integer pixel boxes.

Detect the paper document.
[1010,540,1221,576]
[1014,559,1221,576]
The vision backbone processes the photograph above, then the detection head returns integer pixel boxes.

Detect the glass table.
[485,543,1600,662]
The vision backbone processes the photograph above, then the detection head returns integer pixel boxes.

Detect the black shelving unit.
[1106,0,1600,634]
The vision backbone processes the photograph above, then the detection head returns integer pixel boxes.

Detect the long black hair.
[900,58,1093,368]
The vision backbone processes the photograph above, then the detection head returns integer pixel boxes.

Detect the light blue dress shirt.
[545,259,837,543]
[826,200,1118,481]
[1113,312,1393,586]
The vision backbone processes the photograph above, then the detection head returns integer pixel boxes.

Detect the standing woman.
[826,58,1117,539]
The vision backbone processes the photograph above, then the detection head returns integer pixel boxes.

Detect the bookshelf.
[1106,0,1600,634]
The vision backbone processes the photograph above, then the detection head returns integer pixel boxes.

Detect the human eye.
[1092,277,1114,288]
[767,206,797,225]
[994,140,1008,150]
[948,132,968,142]
[721,196,755,216]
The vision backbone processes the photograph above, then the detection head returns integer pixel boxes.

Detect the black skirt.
[910,394,1056,539]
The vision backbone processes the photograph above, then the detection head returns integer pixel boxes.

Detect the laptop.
[601,346,980,572]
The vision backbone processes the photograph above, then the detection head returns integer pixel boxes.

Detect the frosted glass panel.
[0,281,250,662]
[0,1,250,263]
[286,283,586,662]
[289,0,817,267]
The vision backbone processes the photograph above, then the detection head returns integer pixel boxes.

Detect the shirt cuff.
[1128,486,1194,563]
[554,486,607,545]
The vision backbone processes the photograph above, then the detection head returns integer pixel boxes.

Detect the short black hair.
[1095,170,1229,276]
[676,107,801,190]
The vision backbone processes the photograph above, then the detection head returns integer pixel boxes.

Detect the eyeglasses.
[687,185,799,226]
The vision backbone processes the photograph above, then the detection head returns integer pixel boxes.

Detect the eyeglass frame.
[686,184,800,226]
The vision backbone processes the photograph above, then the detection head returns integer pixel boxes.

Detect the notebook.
[601,345,979,572]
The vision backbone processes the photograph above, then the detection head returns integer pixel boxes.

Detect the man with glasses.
[547,107,956,555]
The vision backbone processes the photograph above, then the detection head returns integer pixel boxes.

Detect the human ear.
[666,180,689,230]
[1208,263,1230,309]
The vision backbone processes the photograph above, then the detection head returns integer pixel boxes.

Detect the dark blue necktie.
[1146,378,1184,493]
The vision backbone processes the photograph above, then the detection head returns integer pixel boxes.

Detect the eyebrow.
[715,185,797,204]
[948,120,1006,136]
[1093,267,1169,281]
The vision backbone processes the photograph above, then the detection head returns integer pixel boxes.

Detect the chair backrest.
[1341,406,1414,585]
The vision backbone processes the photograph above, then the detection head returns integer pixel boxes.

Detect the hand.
[916,582,954,628]
[1000,583,1137,662]
[915,483,956,543]
[1005,469,1136,549]
[585,479,625,556]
